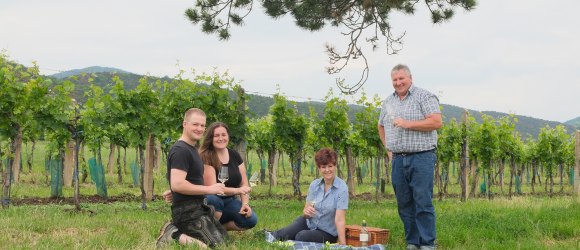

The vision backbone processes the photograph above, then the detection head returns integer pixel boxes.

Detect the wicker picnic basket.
[345,225,389,247]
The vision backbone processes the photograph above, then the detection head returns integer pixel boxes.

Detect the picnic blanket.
[270,240,386,250]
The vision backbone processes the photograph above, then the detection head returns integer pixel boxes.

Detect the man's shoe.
[419,245,436,250]
[156,221,177,248]
[406,244,420,250]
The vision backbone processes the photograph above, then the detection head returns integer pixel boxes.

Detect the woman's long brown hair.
[199,121,229,172]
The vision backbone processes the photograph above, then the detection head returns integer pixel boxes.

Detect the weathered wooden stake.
[460,110,470,201]
[574,131,580,200]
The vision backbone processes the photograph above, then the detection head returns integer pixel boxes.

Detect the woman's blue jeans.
[206,194,258,229]
[391,150,437,247]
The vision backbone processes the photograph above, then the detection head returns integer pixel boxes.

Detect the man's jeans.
[392,150,436,247]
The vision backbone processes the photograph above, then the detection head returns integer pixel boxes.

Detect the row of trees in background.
[1,55,247,209]
[1,55,579,210]
[438,114,578,201]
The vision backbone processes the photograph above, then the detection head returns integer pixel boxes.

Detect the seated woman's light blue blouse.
[305,176,349,237]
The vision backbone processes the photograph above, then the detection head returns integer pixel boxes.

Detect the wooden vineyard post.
[460,110,470,201]
[574,131,580,200]
[144,134,155,200]
[63,139,75,187]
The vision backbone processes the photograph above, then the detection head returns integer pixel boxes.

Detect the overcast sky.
[1,0,579,122]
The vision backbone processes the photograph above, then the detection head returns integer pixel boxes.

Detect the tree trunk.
[469,159,479,197]
[11,127,24,183]
[155,139,162,171]
[139,146,147,209]
[117,144,122,183]
[435,161,442,201]
[80,142,88,183]
[559,164,564,193]
[574,131,580,200]
[63,139,75,187]
[345,147,356,197]
[443,163,449,198]
[0,147,3,176]
[27,140,36,174]
[549,174,554,197]
[459,114,469,201]
[144,134,155,201]
[336,156,343,179]
[355,157,363,185]
[382,154,389,193]
[98,144,103,169]
[123,147,128,175]
[107,143,116,174]
[73,137,81,211]
[498,159,505,193]
[291,152,302,197]
[508,158,515,199]
[374,156,382,202]
[384,153,391,184]
[531,161,537,194]
[368,158,373,181]
[517,163,526,195]
[2,144,12,208]
[279,151,286,177]
[487,160,494,199]
[267,149,277,195]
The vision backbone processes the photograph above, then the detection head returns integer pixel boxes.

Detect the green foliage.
[47,68,575,139]
[270,94,308,161]
[315,95,351,152]
[82,84,110,153]
[495,115,520,162]
[536,125,574,184]
[0,56,50,140]
[247,116,276,157]
[270,94,309,195]
[442,105,576,139]
[353,93,383,158]
[437,118,462,166]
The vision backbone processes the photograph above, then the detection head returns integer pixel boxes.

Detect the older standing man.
[377,64,442,250]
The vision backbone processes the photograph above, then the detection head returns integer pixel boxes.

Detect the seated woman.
[200,121,257,230]
[266,148,348,245]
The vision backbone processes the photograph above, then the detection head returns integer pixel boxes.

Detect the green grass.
[2,142,580,249]
[2,196,580,249]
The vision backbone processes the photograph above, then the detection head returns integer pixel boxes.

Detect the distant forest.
[50,69,577,139]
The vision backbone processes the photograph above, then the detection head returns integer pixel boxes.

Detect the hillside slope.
[50,66,131,79]
[51,67,577,138]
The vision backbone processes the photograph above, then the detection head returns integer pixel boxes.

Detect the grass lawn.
[1,195,580,249]
[2,142,580,249]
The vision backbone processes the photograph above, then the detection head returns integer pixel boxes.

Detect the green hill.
[50,66,131,79]
[49,70,171,104]
[564,116,580,129]
[50,67,577,138]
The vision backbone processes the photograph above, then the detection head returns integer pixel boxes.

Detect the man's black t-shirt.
[167,140,205,203]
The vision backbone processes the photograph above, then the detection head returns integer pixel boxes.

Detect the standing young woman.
[200,122,258,231]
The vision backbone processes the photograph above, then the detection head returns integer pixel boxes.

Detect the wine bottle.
[360,220,369,246]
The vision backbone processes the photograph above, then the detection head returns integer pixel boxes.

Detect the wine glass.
[306,198,320,224]
[218,166,229,184]
[217,166,229,196]
[386,103,396,127]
